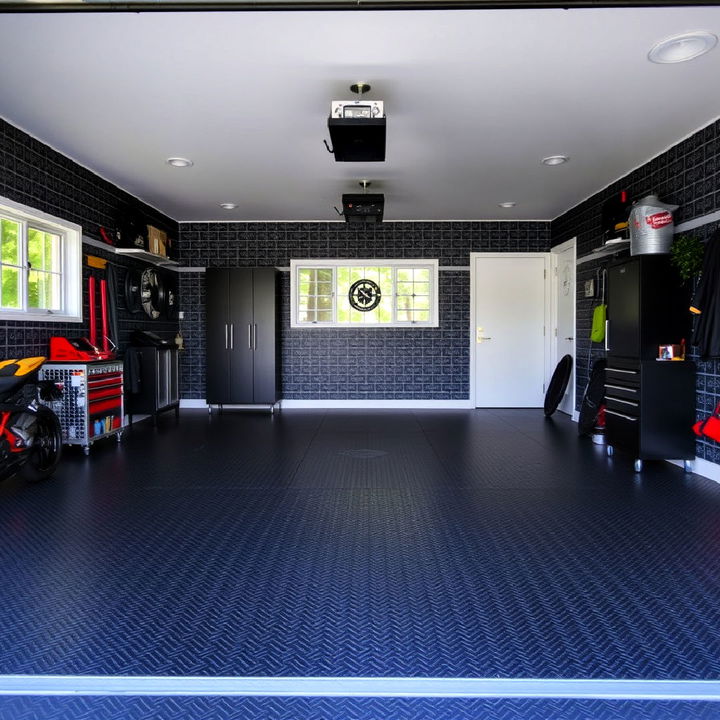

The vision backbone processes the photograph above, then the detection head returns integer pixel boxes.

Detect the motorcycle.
[0,356,63,482]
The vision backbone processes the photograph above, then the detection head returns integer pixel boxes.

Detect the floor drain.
[340,449,388,459]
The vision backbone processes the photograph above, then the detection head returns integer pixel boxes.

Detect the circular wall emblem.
[348,279,381,312]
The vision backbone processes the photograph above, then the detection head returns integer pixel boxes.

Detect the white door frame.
[551,238,577,418]
[469,252,553,408]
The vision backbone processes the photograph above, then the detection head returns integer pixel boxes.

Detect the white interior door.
[472,253,549,407]
[553,239,576,416]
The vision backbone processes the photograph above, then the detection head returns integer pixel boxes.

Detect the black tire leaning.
[20,405,63,482]
[544,354,573,417]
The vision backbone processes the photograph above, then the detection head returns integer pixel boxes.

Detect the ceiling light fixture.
[219,203,237,210]
[166,157,193,168]
[542,155,569,166]
[648,31,717,64]
[498,202,516,208]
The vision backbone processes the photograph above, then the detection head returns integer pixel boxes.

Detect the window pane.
[316,295,332,310]
[413,268,430,283]
[397,268,412,282]
[412,282,430,296]
[28,270,41,308]
[315,282,332,296]
[316,310,332,322]
[28,228,43,270]
[298,310,312,323]
[317,268,333,283]
[396,309,411,322]
[412,310,430,322]
[414,296,430,310]
[1,266,20,308]
[1,219,20,266]
[397,282,414,296]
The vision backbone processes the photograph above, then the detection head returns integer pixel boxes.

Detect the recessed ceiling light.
[498,202,516,208]
[542,155,569,166]
[219,203,237,210]
[166,157,193,168]
[648,32,717,64]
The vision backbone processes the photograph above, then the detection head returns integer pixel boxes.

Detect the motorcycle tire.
[20,405,63,482]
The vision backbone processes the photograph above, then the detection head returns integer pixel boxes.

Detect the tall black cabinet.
[206,268,279,408]
[605,255,695,472]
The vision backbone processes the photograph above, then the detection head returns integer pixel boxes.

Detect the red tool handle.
[88,276,97,348]
[100,278,109,353]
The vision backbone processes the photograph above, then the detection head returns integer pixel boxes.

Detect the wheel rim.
[31,414,62,472]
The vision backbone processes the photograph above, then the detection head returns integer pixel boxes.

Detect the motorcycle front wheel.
[21,405,63,482]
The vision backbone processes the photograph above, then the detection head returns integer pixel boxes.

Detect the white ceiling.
[1,6,720,222]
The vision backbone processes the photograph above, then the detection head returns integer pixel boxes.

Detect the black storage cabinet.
[206,267,280,409]
[605,255,695,472]
[125,347,180,425]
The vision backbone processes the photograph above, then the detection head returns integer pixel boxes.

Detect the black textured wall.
[0,119,180,359]
[552,117,720,464]
[176,222,551,400]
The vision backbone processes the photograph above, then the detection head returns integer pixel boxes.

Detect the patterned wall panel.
[0,119,180,359]
[551,117,720,463]
[177,223,551,400]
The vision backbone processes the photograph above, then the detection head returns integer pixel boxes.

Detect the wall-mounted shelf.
[83,236,180,270]
[577,240,630,266]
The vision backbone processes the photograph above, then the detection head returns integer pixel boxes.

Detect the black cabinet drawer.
[605,408,639,451]
[606,366,640,386]
[605,382,640,401]
[606,395,640,416]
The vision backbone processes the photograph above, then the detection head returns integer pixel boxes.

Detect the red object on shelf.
[49,337,112,362]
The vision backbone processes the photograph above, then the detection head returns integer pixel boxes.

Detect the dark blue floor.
[0,409,719,682]
[1,696,720,720]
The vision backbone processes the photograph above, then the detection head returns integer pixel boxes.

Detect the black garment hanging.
[690,229,720,358]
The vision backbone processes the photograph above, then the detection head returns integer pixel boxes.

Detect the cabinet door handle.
[604,319,610,352]
[230,324,234,350]
[608,397,638,407]
[225,324,228,350]
[253,324,257,351]
[605,409,638,421]
[248,324,252,350]
[607,368,638,375]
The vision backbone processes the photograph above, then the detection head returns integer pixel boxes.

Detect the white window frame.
[0,196,82,323]
[291,258,439,328]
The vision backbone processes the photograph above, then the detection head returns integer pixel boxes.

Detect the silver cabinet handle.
[225,324,228,350]
[607,368,638,375]
[253,324,257,350]
[606,384,637,393]
[248,324,252,350]
[605,409,638,421]
[230,324,234,350]
[607,397,638,407]
[604,319,610,352]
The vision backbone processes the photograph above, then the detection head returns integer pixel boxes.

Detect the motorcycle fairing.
[0,357,46,399]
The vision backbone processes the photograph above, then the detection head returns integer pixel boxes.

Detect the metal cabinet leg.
[606,445,614,457]
[634,458,643,472]
[684,460,694,473]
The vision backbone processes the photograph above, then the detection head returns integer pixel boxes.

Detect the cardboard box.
[147,226,167,257]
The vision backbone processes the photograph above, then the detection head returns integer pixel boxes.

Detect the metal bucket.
[629,194,678,255]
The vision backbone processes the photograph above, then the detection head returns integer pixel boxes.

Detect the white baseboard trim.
[180,399,208,409]
[1,674,719,700]
[667,456,720,485]
[280,400,474,410]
